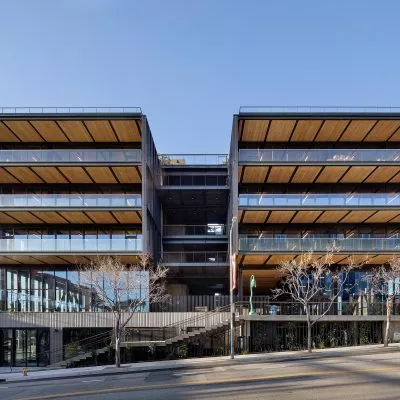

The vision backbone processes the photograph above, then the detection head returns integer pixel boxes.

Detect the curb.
[4,346,399,383]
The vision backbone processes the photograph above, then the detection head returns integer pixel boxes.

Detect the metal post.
[229,216,237,359]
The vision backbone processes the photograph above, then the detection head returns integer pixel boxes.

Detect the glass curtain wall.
[0,268,149,312]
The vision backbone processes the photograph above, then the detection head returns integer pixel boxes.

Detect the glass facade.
[0,328,50,367]
[0,229,142,253]
[0,267,149,312]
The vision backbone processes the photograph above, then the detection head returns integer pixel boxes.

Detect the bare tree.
[369,257,400,347]
[79,254,168,367]
[272,252,360,352]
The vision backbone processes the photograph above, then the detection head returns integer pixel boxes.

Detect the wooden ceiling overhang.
[238,165,400,184]
[0,165,142,184]
[238,209,400,225]
[0,117,142,143]
[238,115,400,143]
[0,210,142,225]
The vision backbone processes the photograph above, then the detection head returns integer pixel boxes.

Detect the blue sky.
[0,0,399,153]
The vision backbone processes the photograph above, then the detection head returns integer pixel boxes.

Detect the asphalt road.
[2,350,400,400]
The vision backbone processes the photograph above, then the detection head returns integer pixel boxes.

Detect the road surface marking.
[16,365,400,400]
[81,379,104,383]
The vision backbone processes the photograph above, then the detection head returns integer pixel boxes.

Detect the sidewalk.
[1,343,399,383]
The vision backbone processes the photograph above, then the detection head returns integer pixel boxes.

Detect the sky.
[0,0,399,153]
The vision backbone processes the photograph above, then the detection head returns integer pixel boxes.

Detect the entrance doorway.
[0,328,49,366]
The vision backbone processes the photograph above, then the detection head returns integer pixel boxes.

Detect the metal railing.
[0,149,141,164]
[239,149,400,164]
[0,237,142,253]
[0,107,142,114]
[162,251,228,263]
[239,106,400,114]
[159,154,228,166]
[0,194,141,208]
[234,300,397,317]
[163,224,226,236]
[239,236,400,253]
[239,193,400,208]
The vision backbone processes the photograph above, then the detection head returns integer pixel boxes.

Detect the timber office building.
[1,106,400,366]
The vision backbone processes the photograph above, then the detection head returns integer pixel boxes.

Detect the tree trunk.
[305,306,312,353]
[307,320,312,353]
[384,298,391,347]
[115,320,121,368]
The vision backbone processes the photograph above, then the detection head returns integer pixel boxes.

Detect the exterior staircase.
[49,303,245,367]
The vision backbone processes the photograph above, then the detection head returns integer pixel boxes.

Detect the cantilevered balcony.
[0,149,141,166]
[239,194,400,224]
[0,236,142,255]
[0,194,142,224]
[239,235,400,254]
[0,194,141,210]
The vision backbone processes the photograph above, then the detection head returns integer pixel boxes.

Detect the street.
[1,349,400,399]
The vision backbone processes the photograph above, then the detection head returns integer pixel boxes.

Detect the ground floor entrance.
[0,328,50,367]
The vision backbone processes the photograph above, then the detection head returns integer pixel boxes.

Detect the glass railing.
[164,224,227,236]
[159,154,228,166]
[0,237,142,252]
[163,252,228,263]
[0,194,141,208]
[0,107,142,114]
[239,106,400,114]
[239,149,400,163]
[239,236,400,252]
[239,194,400,208]
[0,149,141,163]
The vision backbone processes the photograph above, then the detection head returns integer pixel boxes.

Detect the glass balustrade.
[0,149,141,163]
[239,194,400,207]
[239,236,400,252]
[239,149,400,163]
[0,194,141,208]
[159,154,228,166]
[0,237,142,252]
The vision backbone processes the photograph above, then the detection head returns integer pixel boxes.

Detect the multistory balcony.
[0,149,141,165]
[239,194,400,209]
[0,194,141,210]
[239,149,400,165]
[0,235,143,254]
[239,235,400,254]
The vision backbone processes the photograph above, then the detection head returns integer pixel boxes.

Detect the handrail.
[239,106,400,114]
[0,107,142,114]
[164,303,231,328]
[35,330,113,364]
[159,154,228,166]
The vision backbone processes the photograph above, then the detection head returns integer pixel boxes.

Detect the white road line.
[81,379,104,383]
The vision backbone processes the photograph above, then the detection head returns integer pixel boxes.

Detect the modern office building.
[1,106,400,366]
